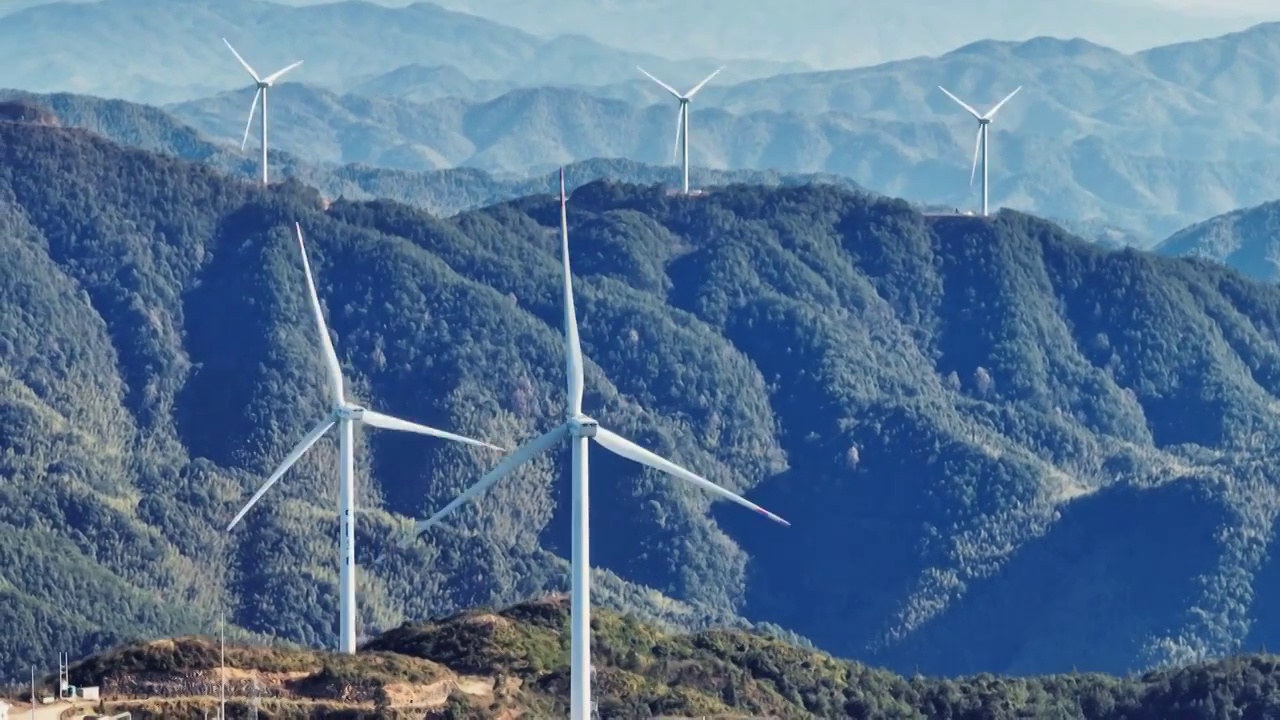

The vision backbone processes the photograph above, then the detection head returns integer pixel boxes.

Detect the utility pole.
[219,611,226,720]
[30,665,35,720]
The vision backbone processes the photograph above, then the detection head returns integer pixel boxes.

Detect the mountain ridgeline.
[5,117,1280,687]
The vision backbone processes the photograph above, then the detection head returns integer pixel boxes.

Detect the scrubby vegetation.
[4,116,1280,692]
[45,598,1280,719]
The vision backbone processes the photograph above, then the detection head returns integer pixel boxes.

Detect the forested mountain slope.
[1157,199,1280,282]
[4,118,1280,685]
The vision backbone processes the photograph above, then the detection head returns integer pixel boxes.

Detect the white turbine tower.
[222,38,302,186]
[226,223,505,655]
[403,169,789,720]
[637,66,725,195]
[937,85,1021,217]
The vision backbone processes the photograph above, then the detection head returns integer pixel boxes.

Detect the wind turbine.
[226,223,505,655]
[403,169,789,720]
[937,85,1021,217]
[637,66,725,195]
[222,38,302,186]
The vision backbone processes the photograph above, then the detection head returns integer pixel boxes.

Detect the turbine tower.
[223,38,302,186]
[227,223,505,654]
[937,85,1021,217]
[637,66,725,194]
[403,169,789,720]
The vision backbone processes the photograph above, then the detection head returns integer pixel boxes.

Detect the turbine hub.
[979,117,991,125]
[569,414,598,438]
[335,404,365,421]
[258,81,270,89]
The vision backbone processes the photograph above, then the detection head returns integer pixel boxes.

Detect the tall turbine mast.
[937,86,1021,217]
[226,223,505,654]
[219,610,226,720]
[222,39,303,186]
[403,168,790,720]
[637,66,725,194]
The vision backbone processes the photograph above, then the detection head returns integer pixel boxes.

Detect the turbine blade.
[294,223,345,406]
[222,38,262,83]
[937,86,981,119]
[226,416,335,531]
[672,104,684,163]
[684,66,725,98]
[983,86,1022,119]
[592,427,790,527]
[560,170,585,415]
[263,60,304,86]
[969,126,982,187]
[361,409,506,452]
[636,66,682,99]
[402,423,570,546]
[240,88,261,152]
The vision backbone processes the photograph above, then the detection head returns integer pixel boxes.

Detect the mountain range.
[0,0,803,105]
[8,109,1280,687]
[8,0,1280,241]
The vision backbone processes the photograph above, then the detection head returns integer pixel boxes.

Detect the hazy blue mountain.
[426,0,1270,69]
[0,0,801,104]
[1157,200,1280,281]
[168,80,1280,240]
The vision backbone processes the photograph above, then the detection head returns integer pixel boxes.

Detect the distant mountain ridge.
[0,0,803,104]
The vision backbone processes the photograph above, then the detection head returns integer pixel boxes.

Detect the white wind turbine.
[226,222,505,655]
[637,65,725,195]
[937,85,1022,217]
[403,169,789,720]
[222,38,303,186]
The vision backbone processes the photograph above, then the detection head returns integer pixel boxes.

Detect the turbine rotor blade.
[401,423,570,546]
[560,176,585,415]
[592,427,790,527]
[226,416,335,531]
[672,104,684,163]
[684,66,725,98]
[361,409,506,452]
[983,86,1022,119]
[263,60,304,86]
[636,66,682,99]
[222,38,262,83]
[241,88,261,152]
[937,86,981,119]
[969,126,982,187]
[294,223,345,406]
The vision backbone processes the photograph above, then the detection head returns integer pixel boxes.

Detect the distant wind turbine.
[937,85,1021,217]
[226,223,505,654]
[637,66,725,194]
[403,169,789,720]
[222,38,302,186]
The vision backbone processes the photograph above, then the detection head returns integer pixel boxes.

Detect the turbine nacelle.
[569,415,598,438]
[335,404,366,421]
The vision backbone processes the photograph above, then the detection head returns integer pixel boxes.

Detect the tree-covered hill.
[6,117,1280,687]
[0,88,867,222]
[1157,199,1280,282]
[46,597,1280,719]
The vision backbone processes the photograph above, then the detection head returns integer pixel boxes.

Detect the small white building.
[0,699,11,720]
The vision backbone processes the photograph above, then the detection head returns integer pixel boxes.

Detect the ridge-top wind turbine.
[938,85,1021,217]
[226,223,505,654]
[403,169,789,720]
[637,65,725,195]
[222,38,302,186]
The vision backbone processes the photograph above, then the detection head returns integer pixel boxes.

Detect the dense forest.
[48,598,1280,719]
[5,115,1280,688]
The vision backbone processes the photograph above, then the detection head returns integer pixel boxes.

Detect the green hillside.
[4,116,1280,687]
[48,598,1280,719]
